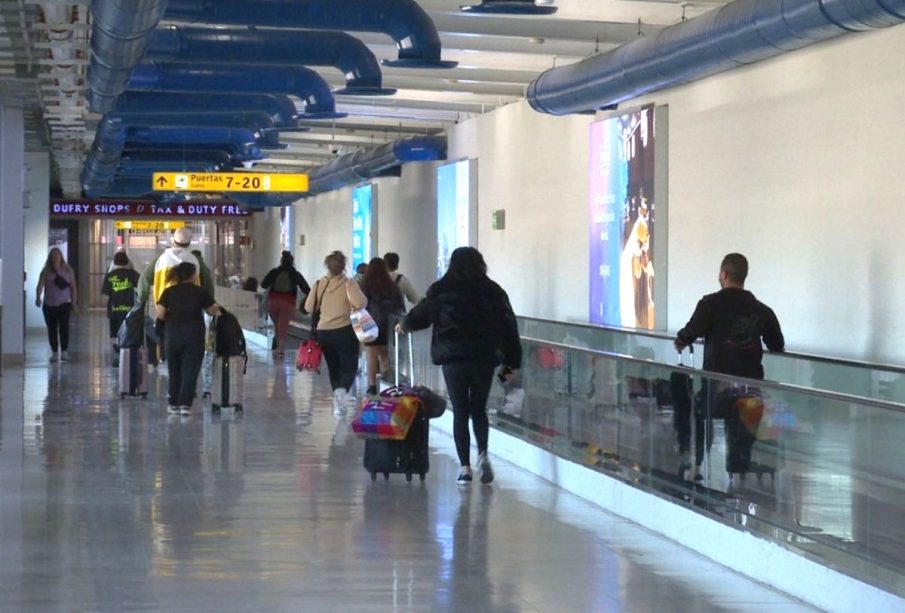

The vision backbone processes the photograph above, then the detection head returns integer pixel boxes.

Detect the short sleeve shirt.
[158,282,215,339]
[102,269,140,317]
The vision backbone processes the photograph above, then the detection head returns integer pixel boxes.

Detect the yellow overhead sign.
[152,172,309,193]
[115,220,185,231]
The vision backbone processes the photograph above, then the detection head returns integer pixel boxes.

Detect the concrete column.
[24,152,50,329]
[251,208,281,280]
[0,104,26,364]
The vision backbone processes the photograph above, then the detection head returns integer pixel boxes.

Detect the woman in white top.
[304,250,367,415]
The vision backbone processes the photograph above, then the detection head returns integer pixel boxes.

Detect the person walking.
[359,257,405,395]
[384,252,421,306]
[398,247,521,485]
[304,250,367,416]
[674,253,785,480]
[35,247,79,362]
[261,251,311,358]
[101,251,140,365]
[155,262,221,417]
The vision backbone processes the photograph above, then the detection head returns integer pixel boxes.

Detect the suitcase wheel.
[140,393,147,399]
[370,472,377,481]
[419,473,426,482]
[211,403,221,412]
[383,472,389,480]
[235,404,243,413]
[120,393,126,399]
[405,473,412,482]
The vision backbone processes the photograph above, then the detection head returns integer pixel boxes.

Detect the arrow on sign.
[156,176,168,187]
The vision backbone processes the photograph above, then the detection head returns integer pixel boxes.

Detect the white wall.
[284,24,905,364]
[373,162,439,299]
[24,153,50,330]
[293,186,355,284]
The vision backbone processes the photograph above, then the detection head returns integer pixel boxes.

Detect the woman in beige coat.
[305,250,367,415]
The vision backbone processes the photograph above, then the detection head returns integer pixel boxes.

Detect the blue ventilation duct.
[128,63,346,119]
[306,136,447,195]
[87,0,168,112]
[111,93,300,126]
[146,26,396,96]
[528,0,905,115]
[164,0,457,68]
[124,127,267,160]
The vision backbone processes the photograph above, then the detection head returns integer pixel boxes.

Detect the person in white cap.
[137,227,203,306]
[137,228,210,370]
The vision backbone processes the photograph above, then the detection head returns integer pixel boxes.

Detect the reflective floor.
[0,315,813,611]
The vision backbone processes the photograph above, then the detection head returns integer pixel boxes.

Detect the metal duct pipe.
[87,0,167,112]
[124,127,266,161]
[147,26,396,96]
[111,112,280,133]
[527,0,905,115]
[128,63,345,118]
[306,135,446,195]
[164,0,457,68]
[111,93,300,126]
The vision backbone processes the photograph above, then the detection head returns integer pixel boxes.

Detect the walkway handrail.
[522,336,905,415]
[518,315,905,375]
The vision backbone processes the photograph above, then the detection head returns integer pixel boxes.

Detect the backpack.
[215,308,247,358]
[272,270,293,293]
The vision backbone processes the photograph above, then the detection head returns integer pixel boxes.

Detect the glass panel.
[517,317,905,405]
[395,331,905,597]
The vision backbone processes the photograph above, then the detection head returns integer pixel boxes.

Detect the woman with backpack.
[261,252,311,358]
[35,247,79,363]
[156,262,221,416]
[304,251,367,416]
[360,257,405,395]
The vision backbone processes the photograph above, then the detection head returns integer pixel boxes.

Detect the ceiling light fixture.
[460,0,558,16]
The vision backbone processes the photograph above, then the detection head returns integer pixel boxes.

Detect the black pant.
[165,331,205,407]
[42,303,72,353]
[317,325,359,391]
[442,361,495,466]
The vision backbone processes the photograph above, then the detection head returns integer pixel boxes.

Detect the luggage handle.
[393,327,415,388]
[676,343,694,367]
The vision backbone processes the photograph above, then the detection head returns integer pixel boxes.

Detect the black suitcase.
[363,407,430,482]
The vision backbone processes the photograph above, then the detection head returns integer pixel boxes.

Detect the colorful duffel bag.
[351,395,420,440]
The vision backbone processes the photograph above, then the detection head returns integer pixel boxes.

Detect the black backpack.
[215,308,247,358]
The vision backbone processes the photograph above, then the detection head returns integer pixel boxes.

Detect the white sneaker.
[60,351,70,362]
[49,353,59,363]
[167,405,180,415]
[477,452,494,484]
[457,467,473,485]
[333,388,347,416]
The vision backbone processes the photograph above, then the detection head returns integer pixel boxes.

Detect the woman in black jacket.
[261,252,311,358]
[399,247,521,485]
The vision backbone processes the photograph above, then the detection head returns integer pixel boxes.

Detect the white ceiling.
[1,0,727,196]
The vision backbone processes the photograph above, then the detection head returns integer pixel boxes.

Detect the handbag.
[350,307,379,343]
[380,385,446,419]
[351,395,420,440]
[296,281,324,372]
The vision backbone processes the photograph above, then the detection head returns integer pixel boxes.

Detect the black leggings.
[442,361,496,466]
[317,325,359,391]
[42,303,72,353]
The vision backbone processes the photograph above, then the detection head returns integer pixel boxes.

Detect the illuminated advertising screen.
[351,184,372,269]
[589,106,657,329]
[436,160,472,278]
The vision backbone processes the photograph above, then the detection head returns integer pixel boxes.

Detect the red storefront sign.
[50,200,251,218]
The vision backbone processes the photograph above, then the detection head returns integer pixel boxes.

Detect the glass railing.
[517,317,905,405]
[390,326,905,598]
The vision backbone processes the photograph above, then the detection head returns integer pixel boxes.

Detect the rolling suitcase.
[211,355,245,414]
[363,409,429,481]
[361,330,430,481]
[119,346,148,399]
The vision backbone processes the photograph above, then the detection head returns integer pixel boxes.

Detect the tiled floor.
[0,315,814,612]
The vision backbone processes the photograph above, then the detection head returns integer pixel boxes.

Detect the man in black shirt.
[673,253,785,479]
[102,251,140,364]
